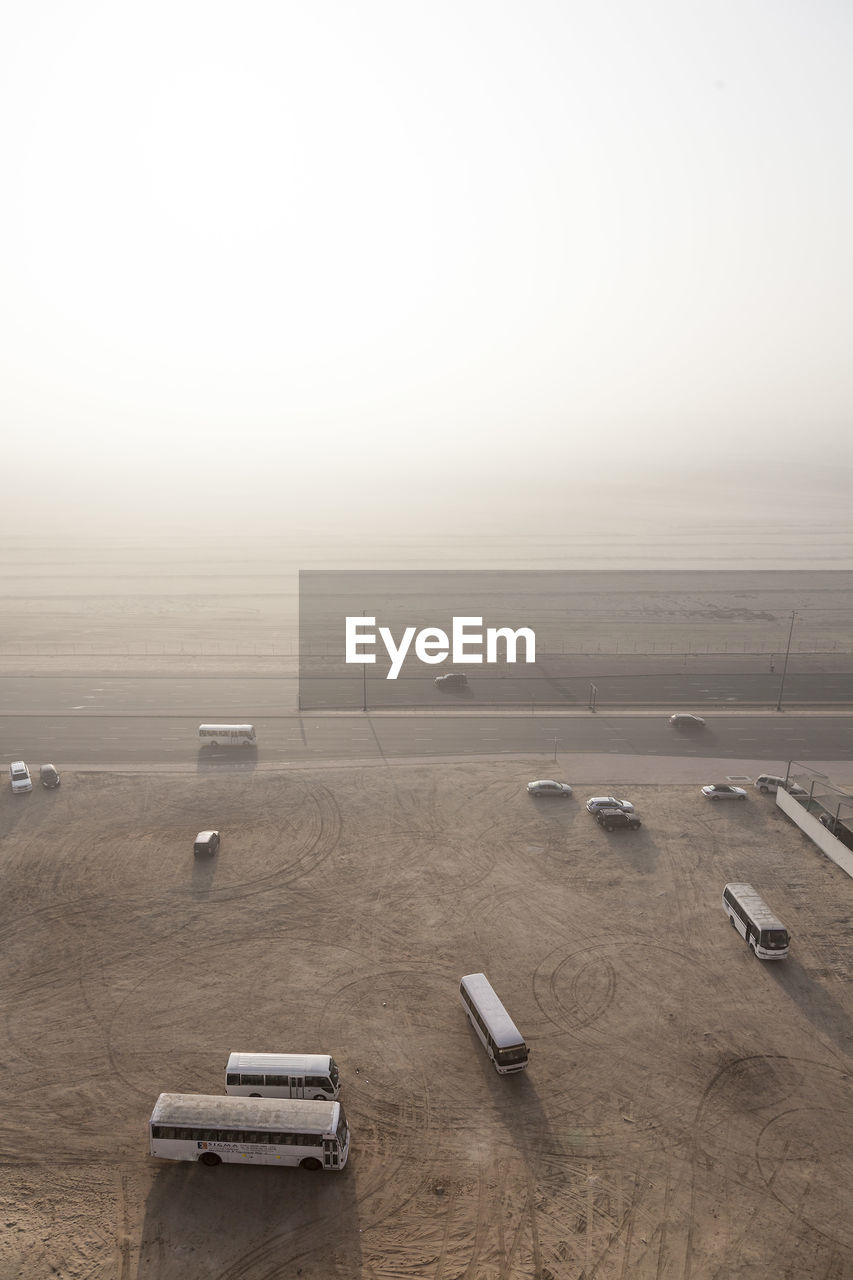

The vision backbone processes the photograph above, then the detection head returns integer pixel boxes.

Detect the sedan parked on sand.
[596,808,642,831]
[669,713,706,728]
[702,784,747,801]
[527,780,573,799]
[586,796,635,814]
[40,764,61,788]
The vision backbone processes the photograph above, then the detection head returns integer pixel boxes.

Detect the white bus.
[198,724,256,748]
[459,973,529,1074]
[722,883,790,959]
[149,1093,349,1170]
[226,1052,340,1100]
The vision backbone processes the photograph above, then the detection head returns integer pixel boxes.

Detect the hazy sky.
[2,2,852,531]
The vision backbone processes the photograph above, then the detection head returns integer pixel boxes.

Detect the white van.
[10,761,33,793]
[225,1053,341,1100]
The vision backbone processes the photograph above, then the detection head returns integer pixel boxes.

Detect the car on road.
[40,764,61,788]
[434,673,468,689]
[9,761,32,794]
[595,808,642,831]
[586,796,635,814]
[669,713,706,728]
[527,780,573,799]
[702,784,747,801]
[194,830,221,856]
[754,774,807,796]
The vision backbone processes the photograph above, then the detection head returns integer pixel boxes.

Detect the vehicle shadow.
[765,955,853,1058]
[0,787,34,840]
[596,827,660,876]
[190,850,219,899]
[196,747,259,776]
[136,1158,362,1278]
[462,1021,554,1164]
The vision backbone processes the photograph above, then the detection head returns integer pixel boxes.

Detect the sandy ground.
[2,760,853,1279]
[2,545,853,1277]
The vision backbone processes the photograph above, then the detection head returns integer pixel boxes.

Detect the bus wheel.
[249,1093,261,1098]
[749,942,756,955]
[300,1158,322,1171]
[200,1152,221,1167]
[311,1094,326,1101]
[729,916,736,927]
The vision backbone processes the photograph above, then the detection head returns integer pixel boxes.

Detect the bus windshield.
[761,929,789,949]
[496,1044,528,1067]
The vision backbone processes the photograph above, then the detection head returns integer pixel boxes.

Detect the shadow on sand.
[195,746,259,777]
[137,1156,362,1279]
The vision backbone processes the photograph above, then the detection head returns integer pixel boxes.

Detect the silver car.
[586,795,635,814]
[527,780,573,799]
[701,784,747,801]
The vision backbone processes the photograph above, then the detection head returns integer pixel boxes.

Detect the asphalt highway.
[1,670,852,717]
[3,708,852,767]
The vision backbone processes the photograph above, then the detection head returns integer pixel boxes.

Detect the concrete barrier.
[776,787,853,880]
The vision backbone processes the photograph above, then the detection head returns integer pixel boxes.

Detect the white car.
[586,795,635,814]
[10,761,33,793]
[754,774,807,796]
[527,780,573,799]
[669,713,706,728]
[702,784,747,801]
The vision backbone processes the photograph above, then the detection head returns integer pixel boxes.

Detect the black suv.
[596,808,641,832]
[434,672,468,689]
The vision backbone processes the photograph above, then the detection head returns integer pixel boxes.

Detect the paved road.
[3,710,852,767]
[1,670,852,716]
[303,670,853,709]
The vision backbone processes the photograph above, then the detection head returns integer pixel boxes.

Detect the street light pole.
[362,609,368,713]
[776,611,796,712]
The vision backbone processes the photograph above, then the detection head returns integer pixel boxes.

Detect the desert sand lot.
[2,762,853,1279]
[2,544,853,1278]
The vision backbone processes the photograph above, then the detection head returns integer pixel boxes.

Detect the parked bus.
[722,883,790,959]
[459,973,529,1074]
[149,1093,349,1170]
[226,1052,340,1100]
[198,724,256,748]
